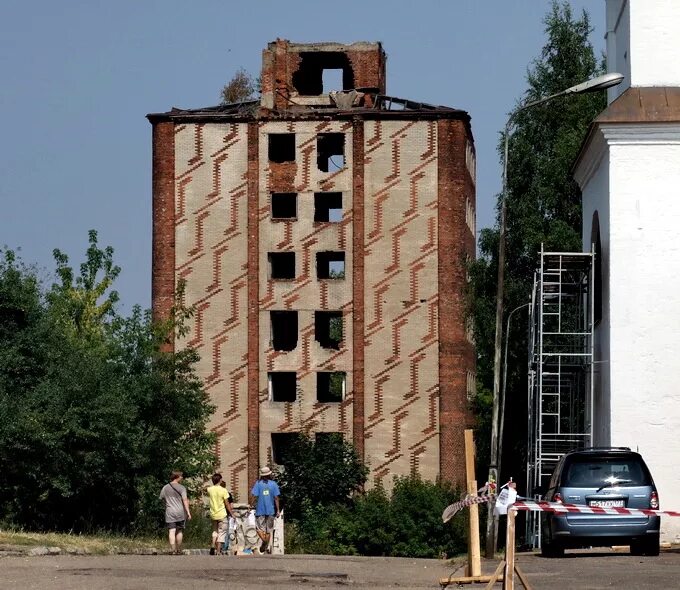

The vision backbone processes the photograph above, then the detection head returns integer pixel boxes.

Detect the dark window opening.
[317,133,345,172]
[317,251,345,279]
[271,192,297,219]
[270,311,298,351]
[314,192,343,222]
[268,133,296,163]
[291,52,354,96]
[269,372,297,402]
[315,311,343,349]
[592,212,603,325]
[269,252,295,280]
[317,372,346,402]
[271,432,302,465]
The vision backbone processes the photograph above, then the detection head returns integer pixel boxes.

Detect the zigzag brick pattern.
[363,120,440,487]
[174,123,250,500]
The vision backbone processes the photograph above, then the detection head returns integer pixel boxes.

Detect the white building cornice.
[600,122,680,145]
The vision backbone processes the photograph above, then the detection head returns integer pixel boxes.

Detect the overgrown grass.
[0,511,216,554]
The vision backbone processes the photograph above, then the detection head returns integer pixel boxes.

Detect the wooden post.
[503,509,516,590]
[465,429,481,577]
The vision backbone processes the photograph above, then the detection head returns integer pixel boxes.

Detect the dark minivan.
[542,447,660,557]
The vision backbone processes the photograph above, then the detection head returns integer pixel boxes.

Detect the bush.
[277,433,368,521]
[286,475,469,558]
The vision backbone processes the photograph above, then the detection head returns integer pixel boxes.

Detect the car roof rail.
[574,446,632,452]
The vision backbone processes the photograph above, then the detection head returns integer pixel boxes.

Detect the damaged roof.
[146,92,469,123]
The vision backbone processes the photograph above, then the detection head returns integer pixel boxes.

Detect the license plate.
[589,499,625,508]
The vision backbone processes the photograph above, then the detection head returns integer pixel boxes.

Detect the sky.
[0,0,605,311]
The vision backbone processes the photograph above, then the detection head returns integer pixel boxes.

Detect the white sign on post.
[493,483,518,516]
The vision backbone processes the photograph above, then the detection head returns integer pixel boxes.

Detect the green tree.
[471,1,605,475]
[221,68,257,104]
[0,233,215,532]
[276,433,367,521]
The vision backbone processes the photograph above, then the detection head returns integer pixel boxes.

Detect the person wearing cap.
[250,466,280,554]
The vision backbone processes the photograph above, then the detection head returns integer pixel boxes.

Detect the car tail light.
[650,491,659,509]
[554,493,563,503]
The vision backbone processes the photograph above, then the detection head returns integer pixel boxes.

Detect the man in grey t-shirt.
[159,471,192,554]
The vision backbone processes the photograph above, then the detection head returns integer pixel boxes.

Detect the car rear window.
[562,456,652,487]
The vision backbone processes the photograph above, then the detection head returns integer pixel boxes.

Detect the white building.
[574,0,680,543]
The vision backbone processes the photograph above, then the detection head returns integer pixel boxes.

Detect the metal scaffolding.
[526,247,595,545]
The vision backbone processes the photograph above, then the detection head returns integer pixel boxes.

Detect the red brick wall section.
[247,122,260,487]
[260,40,386,109]
[152,121,175,352]
[437,119,475,487]
[346,48,386,92]
[352,118,365,462]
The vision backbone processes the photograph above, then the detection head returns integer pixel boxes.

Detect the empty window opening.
[322,69,344,93]
[314,192,343,222]
[268,372,297,402]
[270,311,298,351]
[271,432,302,465]
[271,192,297,219]
[317,133,345,172]
[292,52,354,96]
[268,133,296,163]
[317,372,346,402]
[592,211,603,325]
[317,251,345,279]
[315,311,343,349]
[268,252,295,280]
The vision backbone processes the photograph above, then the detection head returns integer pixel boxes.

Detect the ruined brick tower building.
[148,40,476,501]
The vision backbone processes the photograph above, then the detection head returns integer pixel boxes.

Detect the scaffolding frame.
[526,246,595,546]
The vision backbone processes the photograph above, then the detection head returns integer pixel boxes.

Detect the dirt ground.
[1,549,679,590]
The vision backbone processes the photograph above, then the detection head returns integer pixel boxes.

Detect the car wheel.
[630,534,660,557]
[541,539,564,558]
[630,539,645,556]
[644,534,660,556]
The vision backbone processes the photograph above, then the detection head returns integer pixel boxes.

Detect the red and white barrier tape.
[511,499,680,518]
[442,494,494,522]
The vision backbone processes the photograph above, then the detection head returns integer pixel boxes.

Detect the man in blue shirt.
[251,466,280,554]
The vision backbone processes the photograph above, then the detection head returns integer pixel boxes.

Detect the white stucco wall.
[606,0,631,102]
[606,0,680,102]
[576,124,680,542]
[576,140,611,446]
[607,124,680,542]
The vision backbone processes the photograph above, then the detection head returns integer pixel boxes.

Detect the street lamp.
[485,72,624,558]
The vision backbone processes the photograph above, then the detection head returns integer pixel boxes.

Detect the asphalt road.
[1,549,679,589]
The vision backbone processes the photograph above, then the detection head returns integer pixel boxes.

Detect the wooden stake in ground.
[503,509,516,590]
[465,429,481,577]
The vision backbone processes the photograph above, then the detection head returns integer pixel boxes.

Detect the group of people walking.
[158,466,281,555]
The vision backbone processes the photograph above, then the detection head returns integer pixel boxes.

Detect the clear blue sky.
[0,0,604,311]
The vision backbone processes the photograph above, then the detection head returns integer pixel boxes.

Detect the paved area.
[513,548,680,590]
[0,554,451,589]
[1,548,679,589]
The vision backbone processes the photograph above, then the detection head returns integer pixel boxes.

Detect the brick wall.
[362,120,442,486]
[173,122,251,499]
[437,119,476,487]
[256,120,355,467]
[152,121,176,347]
[154,112,474,498]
